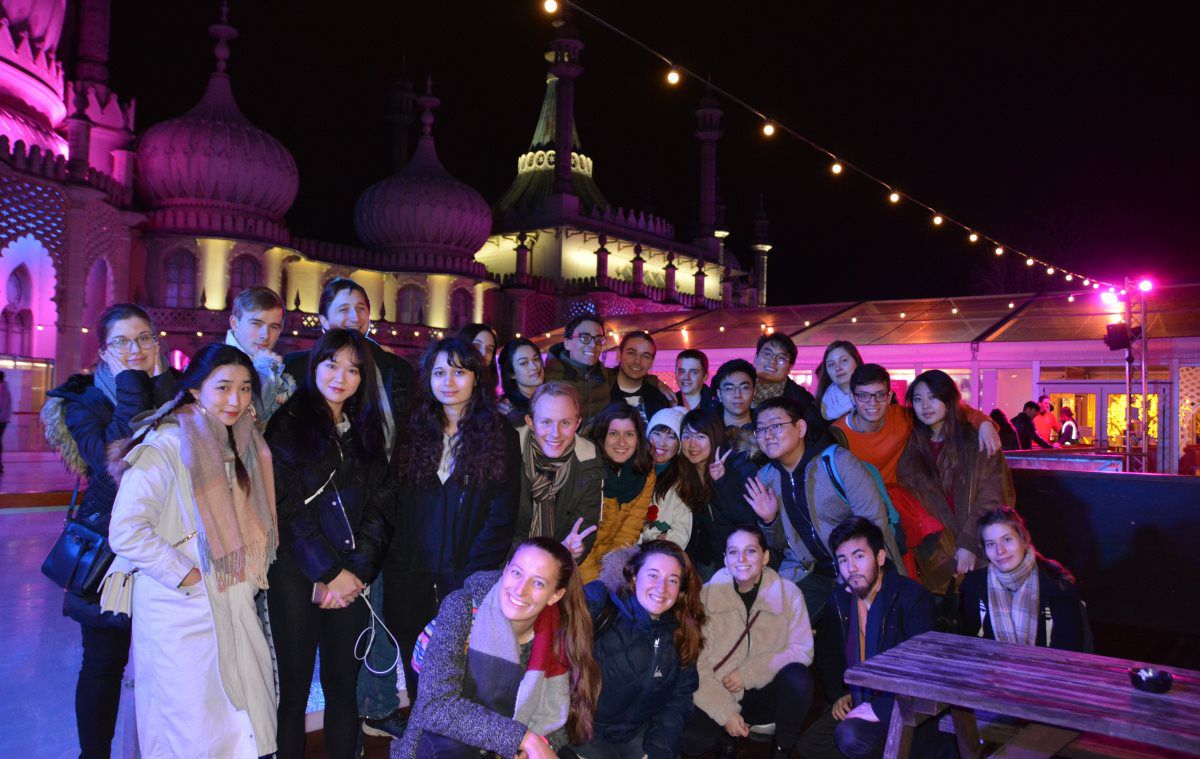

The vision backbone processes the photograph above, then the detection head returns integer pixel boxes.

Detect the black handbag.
[41,478,116,596]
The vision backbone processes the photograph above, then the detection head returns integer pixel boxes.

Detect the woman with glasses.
[497,337,545,427]
[43,303,180,759]
[814,340,865,422]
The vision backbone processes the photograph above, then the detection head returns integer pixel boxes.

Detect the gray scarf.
[523,432,576,538]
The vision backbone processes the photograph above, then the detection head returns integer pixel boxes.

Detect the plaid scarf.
[467,580,571,738]
[523,432,576,538]
[987,547,1040,646]
[176,404,277,592]
[752,378,786,408]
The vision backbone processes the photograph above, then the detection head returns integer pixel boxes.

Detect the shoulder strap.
[819,445,848,501]
[593,596,618,640]
[66,476,82,520]
[713,610,762,672]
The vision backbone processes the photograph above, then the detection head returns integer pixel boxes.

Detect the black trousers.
[797,709,957,759]
[76,622,131,759]
[681,661,814,754]
[268,552,370,759]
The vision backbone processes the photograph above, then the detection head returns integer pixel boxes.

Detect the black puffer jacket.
[47,369,181,533]
[385,421,521,639]
[959,560,1088,651]
[582,549,699,759]
[266,401,393,585]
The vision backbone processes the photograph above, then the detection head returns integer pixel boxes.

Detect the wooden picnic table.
[842,631,1200,758]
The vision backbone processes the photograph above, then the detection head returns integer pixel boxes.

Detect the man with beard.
[798,518,951,759]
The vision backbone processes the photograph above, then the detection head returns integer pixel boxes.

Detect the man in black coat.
[752,333,826,443]
[282,277,414,462]
[1010,401,1053,450]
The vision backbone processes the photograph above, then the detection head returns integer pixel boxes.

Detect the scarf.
[752,378,786,408]
[467,579,570,739]
[604,460,647,504]
[523,431,576,538]
[987,547,1040,646]
[176,403,277,592]
[94,354,172,406]
[822,384,855,421]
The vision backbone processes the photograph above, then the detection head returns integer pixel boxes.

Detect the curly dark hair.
[399,337,510,486]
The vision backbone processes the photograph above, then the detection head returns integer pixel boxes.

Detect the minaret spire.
[388,58,417,172]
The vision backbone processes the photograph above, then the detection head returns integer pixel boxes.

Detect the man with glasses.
[543,314,613,424]
[753,333,825,440]
[742,397,899,622]
[713,359,757,430]
[226,286,292,423]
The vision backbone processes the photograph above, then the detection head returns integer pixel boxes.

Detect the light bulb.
[762,122,776,137]
[899,312,907,318]
[1138,279,1153,292]
[1008,302,1015,309]
[804,320,811,327]
[851,317,858,323]
[1068,295,1075,302]
[1046,267,1055,275]
[933,215,944,226]
[666,68,681,85]
[543,0,558,12]
[968,233,979,243]
[831,162,843,174]
[994,246,1004,256]
[1083,279,1090,286]
[1026,258,1036,267]
[1065,274,1074,282]
[951,307,959,314]
[888,192,901,204]
[1093,283,1100,289]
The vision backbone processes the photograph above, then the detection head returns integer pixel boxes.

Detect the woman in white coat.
[108,344,278,758]
[681,524,814,759]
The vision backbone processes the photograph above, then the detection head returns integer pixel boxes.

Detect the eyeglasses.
[753,421,796,439]
[106,334,159,353]
[757,350,791,366]
[719,382,753,397]
[571,333,605,346]
[854,390,891,404]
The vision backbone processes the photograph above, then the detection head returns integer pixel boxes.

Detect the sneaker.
[362,709,408,739]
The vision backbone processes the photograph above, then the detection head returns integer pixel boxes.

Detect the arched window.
[163,249,197,307]
[2,266,33,355]
[229,254,261,300]
[396,284,424,324]
[450,288,473,329]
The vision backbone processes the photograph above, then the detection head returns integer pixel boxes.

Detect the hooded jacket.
[543,342,613,423]
[959,560,1087,651]
[583,547,700,759]
[694,566,813,726]
[513,426,605,559]
[829,559,933,725]
[579,470,656,583]
[264,399,393,585]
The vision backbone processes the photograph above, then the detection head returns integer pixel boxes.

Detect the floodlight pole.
[1124,279,1134,471]
[1140,283,1150,468]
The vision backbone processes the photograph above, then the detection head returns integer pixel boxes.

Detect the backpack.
[818,444,906,555]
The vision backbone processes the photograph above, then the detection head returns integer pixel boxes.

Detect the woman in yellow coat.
[579,403,656,582]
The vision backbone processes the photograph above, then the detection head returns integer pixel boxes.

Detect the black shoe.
[363,708,408,739]
[767,744,793,759]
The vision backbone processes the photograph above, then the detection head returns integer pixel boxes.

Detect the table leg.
[990,723,1080,758]
[950,706,983,759]
[882,696,915,759]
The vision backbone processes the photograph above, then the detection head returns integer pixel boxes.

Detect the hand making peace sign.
[562,517,598,561]
[708,446,733,481]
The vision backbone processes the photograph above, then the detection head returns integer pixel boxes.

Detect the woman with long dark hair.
[265,328,392,759]
[574,540,705,759]
[42,303,180,759]
[959,507,1087,650]
[898,370,1012,595]
[579,403,656,582]
[814,340,864,422]
[458,322,500,396]
[497,337,544,427]
[386,336,520,702]
[395,537,600,759]
[108,343,276,757]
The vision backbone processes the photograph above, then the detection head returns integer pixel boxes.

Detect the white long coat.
[108,425,277,758]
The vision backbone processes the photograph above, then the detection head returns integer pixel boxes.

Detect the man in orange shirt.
[1033,395,1061,444]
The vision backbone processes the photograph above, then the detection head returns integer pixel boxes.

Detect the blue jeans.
[356,575,401,718]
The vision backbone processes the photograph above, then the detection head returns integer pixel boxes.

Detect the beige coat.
[693,567,814,726]
[108,425,277,757]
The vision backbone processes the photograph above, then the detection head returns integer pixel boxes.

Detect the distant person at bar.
[543,315,612,424]
[1033,395,1061,443]
[796,518,953,759]
[959,507,1088,651]
[989,408,1021,451]
[675,349,718,412]
[609,330,674,424]
[814,340,864,422]
[1058,406,1079,445]
[1010,401,1053,449]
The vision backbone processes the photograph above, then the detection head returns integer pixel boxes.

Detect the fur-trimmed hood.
[596,543,639,595]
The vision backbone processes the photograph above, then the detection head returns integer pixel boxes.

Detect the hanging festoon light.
[1046,267,1055,275]
[932,215,944,226]
[831,161,844,175]
[543,0,559,12]
[1025,258,1036,267]
[1139,278,1154,292]
[995,246,1005,256]
[762,121,776,137]
[968,232,979,243]
[888,191,901,204]
[666,67,681,85]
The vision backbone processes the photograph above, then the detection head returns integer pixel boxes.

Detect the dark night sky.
[98,1,1200,304]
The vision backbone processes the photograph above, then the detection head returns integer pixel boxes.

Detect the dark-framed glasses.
[854,390,891,403]
[752,421,795,439]
[572,333,605,346]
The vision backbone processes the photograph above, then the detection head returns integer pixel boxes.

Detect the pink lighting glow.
[1100,291,1119,306]
[1138,279,1153,292]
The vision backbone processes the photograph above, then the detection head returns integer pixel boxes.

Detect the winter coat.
[676,384,720,413]
[580,471,656,583]
[758,442,903,584]
[284,338,414,456]
[694,567,813,726]
[829,560,934,725]
[897,429,1012,557]
[108,424,277,756]
[385,422,521,638]
[959,560,1087,651]
[512,426,605,559]
[640,484,693,548]
[394,571,569,758]
[1010,412,1051,450]
[265,400,393,585]
[542,342,612,423]
[583,549,700,759]
[689,445,763,570]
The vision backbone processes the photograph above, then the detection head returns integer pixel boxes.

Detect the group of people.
[46,282,1090,759]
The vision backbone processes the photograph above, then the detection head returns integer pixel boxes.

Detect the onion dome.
[135,6,297,240]
[0,0,68,149]
[354,80,491,261]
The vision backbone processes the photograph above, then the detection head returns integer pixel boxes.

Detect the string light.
[1093,283,1100,289]
[80,327,88,333]
[932,215,944,226]
[195,331,203,337]
[292,330,298,336]
[159,331,167,337]
[1083,279,1090,286]
[1046,267,1055,275]
[1068,295,1075,302]
[899,312,906,318]
[851,317,858,323]
[804,320,811,327]
[951,307,959,314]
[1065,274,1073,282]
[1008,301,1015,308]
[546,0,1116,289]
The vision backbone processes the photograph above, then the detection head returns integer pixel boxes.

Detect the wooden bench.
[934,712,1197,758]
[843,631,1200,758]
